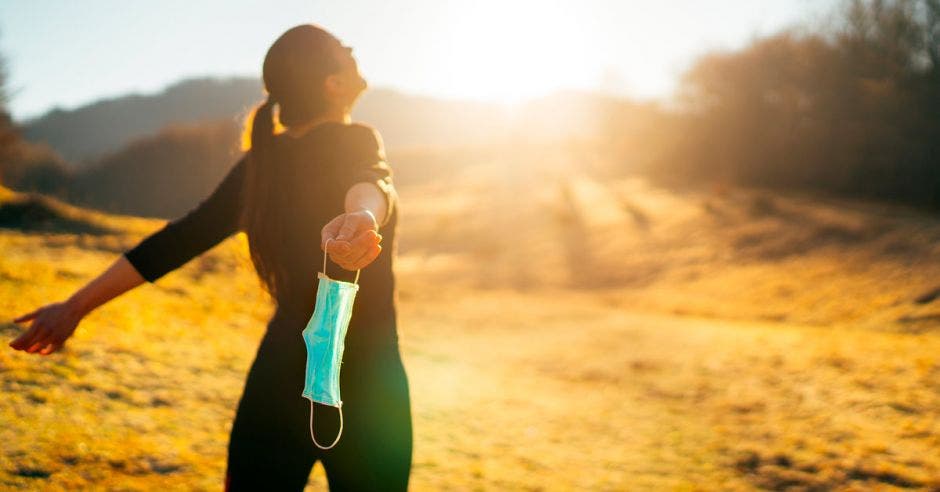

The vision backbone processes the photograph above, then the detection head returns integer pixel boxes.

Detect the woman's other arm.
[9,255,146,354]
[9,155,248,355]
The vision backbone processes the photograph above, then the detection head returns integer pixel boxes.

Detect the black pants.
[225,310,413,490]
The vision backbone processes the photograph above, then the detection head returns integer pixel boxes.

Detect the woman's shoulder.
[339,122,387,163]
[273,121,386,162]
[341,122,385,151]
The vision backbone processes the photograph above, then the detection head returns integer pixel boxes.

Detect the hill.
[21,77,261,167]
[66,119,243,219]
[20,76,623,168]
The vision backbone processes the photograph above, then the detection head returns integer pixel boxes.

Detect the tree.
[655,0,940,209]
[0,30,20,187]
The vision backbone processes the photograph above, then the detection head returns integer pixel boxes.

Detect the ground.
[1,157,939,490]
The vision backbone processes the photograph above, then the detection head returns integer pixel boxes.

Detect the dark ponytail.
[239,96,287,300]
[238,24,346,303]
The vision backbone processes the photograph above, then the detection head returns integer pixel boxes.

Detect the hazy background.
[2,0,940,490]
[2,0,842,121]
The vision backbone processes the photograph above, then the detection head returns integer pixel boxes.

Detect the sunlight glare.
[438,0,599,105]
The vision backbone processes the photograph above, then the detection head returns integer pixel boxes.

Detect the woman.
[8,24,412,491]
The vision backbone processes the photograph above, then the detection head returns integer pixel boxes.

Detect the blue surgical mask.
[302,238,360,450]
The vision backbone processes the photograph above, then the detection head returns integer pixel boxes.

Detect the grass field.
[2,158,940,490]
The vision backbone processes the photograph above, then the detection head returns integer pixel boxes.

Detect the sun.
[435,0,600,105]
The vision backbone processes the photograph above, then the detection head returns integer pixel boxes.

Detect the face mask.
[301,237,360,450]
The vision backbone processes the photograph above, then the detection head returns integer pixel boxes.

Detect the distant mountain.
[67,119,243,219]
[22,77,261,168]
[21,76,620,168]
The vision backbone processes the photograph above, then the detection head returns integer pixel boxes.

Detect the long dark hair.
[238,24,344,300]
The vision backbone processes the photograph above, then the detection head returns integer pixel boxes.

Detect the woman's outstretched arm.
[320,124,398,271]
[9,154,248,355]
[9,255,146,355]
[320,181,391,271]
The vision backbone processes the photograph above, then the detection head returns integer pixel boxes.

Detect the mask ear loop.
[309,399,343,450]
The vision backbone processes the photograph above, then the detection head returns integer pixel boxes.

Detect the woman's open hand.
[320,209,383,271]
[9,301,83,355]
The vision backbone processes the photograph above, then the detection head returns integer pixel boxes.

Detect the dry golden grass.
[2,157,940,491]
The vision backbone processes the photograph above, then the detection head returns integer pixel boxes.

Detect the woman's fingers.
[350,243,382,270]
[25,328,54,354]
[321,210,384,271]
[327,239,353,262]
[335,215,361,242]
[339,239,382,270]
[39,342,60,356]
[24,327,51,353]
[32,331,60,354]
[320,214,346,251]
[10,325,44,350]
[349,229,381,253]
[8,302,77,355]
[13,309,39,324]
[9,308,42,350]
[323,210,379,245]
[333,241,382,271]
[341,233,381,268]
[335,210,377,242]
[328,231,381,263]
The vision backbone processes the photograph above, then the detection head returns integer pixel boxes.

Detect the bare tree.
[925,0,940,78]
[0,30,18,187]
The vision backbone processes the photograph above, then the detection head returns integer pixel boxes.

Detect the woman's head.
[239,23,367,300]
[263,24,368,126]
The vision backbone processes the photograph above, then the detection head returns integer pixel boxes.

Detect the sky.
[0,0,842,122]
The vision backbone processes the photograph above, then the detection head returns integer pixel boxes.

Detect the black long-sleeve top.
[122,121,401,347]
